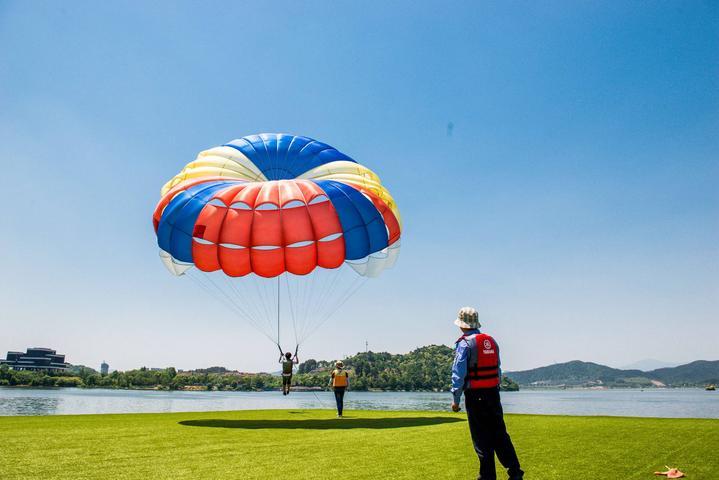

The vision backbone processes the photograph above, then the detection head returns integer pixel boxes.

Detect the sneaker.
[508,468,524,479]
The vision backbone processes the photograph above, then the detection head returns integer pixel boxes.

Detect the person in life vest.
[451,306,523,480]
[278,347,299,395]
[329,361,349,417]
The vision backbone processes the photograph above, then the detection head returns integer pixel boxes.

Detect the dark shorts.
[282,374,292,386]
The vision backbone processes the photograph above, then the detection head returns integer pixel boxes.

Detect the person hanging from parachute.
[152,133,402,398]
[278,345,299,395]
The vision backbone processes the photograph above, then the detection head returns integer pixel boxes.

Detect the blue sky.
[1,1,717,372]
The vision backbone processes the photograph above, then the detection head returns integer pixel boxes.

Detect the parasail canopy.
[152,133,402,345]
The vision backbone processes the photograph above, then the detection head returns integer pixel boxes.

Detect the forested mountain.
[506,360,719,387]
[649,361,719,386]
[295,345,519,392]
[506,361,644,387]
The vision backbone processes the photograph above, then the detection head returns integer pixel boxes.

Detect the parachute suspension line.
[311,389,330,409]
[293,273,307,345]
[318,266,346,313]
[186,270,275,343]
[299,268,315,338]
[218,276,273,338]
[276,274,281,350]
[253,277,269,334]
[285,274,300,347]
[303,266,346,341]
[222,275,263,327]
[296,270,314,344]
[290,269,337,348]
[232,275,277,340]
[223,274,271,338]
[302,268,328,340]
[297,269,327,342]
[224,276,260,326]
[302,272,367,343]
[300,266,368,343]
[255,276,276,339]
[194,272,257,326]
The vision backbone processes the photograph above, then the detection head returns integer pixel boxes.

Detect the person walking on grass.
[451,306,524,480]
[279,348,299,395]
[329,361,349,417]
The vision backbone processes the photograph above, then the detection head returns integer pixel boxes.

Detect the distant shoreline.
[1,385,710,392]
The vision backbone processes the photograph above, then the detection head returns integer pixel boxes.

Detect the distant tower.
[100,361,109,375]
[365,340,368,353]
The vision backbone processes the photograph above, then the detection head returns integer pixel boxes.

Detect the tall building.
[100,361,109,375]
[0,348,69,372]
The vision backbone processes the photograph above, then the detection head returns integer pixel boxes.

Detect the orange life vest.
[460,333,500,389]
[332,369,348,387]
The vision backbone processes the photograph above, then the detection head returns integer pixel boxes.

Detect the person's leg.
[465,390,496,480]
[334,388,345,416]
[287,375,292,394]
[334,389,342,415]
[493,417,523,479]
[485,390,523,479]
[283,376,290,395]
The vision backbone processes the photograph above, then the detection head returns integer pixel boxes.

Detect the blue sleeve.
[451,341,469,404]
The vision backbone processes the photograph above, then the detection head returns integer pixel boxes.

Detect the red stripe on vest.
[467,333,500,389]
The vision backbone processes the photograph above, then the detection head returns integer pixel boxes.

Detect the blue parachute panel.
[157,181,235,262]
[313,180,388,260]
[224,134,355,180]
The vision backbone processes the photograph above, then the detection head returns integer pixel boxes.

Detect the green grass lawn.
[1,409,717,479]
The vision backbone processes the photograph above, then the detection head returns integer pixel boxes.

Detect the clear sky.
[1,1,717,373]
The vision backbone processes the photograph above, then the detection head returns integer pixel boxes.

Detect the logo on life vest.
[483,339,492,350]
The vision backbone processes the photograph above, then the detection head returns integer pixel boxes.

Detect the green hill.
[506,360,719,387]
[296,345,519,391]
[650,361,719,386]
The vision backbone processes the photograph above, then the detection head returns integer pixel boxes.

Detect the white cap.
[453,306,480,329]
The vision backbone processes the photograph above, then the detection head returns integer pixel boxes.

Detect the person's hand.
[451,402,461,412]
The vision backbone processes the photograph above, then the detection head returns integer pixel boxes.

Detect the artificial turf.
[1,409,717,479]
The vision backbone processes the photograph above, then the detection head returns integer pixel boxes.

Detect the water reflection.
[0,396,61,415]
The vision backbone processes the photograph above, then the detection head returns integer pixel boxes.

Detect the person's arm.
[451,341,469,406]
[328,371,334,387]
[278,355,284,363]
[293,356,299,365]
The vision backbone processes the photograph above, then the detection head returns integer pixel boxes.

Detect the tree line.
[0,345,519,392]
[0,364,280,391]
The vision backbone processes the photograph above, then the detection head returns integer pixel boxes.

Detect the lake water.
[0,387,717,418]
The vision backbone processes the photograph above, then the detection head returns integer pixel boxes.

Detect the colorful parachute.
[153,134,401,345]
